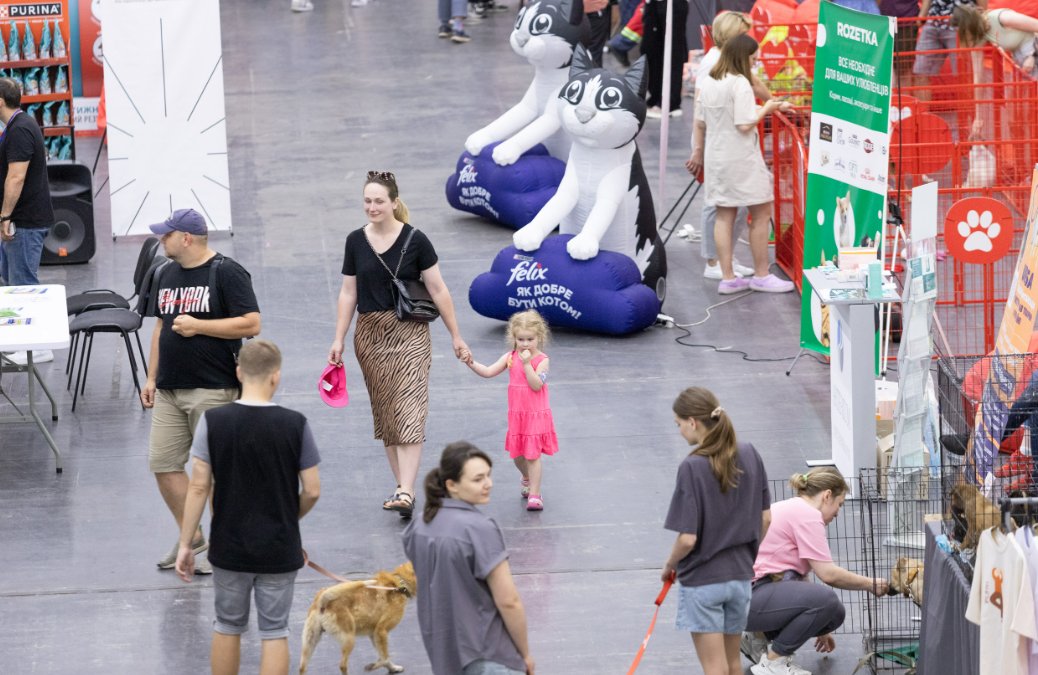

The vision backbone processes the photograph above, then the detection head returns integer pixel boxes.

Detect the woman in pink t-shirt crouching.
[741,468,890,675]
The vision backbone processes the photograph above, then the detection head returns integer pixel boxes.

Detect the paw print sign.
[944,197,1013,265]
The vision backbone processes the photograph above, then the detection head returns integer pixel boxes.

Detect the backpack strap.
[208,255,227,320]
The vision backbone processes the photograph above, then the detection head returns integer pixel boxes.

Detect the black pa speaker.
[40,163,95,265]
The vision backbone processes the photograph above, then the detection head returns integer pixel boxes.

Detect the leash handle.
[627,572,676,675]
[655,571,676,606]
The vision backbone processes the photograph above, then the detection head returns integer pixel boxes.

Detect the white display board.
[102,0,231,236]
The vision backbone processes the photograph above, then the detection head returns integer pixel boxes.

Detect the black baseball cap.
[149,209,208,235]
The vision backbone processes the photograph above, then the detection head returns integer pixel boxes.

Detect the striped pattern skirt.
[354,310,432,446]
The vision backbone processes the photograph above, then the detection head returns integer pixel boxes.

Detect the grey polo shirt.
[401,498,525,675]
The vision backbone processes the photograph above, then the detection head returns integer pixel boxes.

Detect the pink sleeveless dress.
[505,351,559,460]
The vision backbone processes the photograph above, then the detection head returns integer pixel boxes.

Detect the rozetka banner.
[800,4,895,356]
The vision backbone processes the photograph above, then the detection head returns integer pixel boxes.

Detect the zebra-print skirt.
[354,310,432,445]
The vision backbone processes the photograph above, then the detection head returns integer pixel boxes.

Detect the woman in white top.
[694,11,773,281]
[952,5,1038,137]
[688,34,793,295]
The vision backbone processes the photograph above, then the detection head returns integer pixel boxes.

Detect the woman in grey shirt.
[402,442,535,675]
[661,387,772,675]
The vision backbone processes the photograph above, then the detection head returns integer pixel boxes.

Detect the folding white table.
[0,284,70,473]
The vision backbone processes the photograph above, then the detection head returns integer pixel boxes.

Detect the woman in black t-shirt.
[329,171,471,518]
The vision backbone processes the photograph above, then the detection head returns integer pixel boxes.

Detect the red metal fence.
[740,17,1038,355]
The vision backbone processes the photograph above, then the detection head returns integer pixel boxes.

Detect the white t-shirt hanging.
[967,528,1038,675]
[1013,527,1038,672]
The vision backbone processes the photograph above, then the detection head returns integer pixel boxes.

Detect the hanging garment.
[967,528,1038,675]
[1013,527,1038,674]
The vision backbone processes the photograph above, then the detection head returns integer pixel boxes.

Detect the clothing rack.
[999,496,1038,532]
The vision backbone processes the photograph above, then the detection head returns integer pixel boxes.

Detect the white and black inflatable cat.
[465,0,590,162]
[511,46,667,301]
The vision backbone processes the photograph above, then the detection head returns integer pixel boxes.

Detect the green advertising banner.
[801,4,895,355]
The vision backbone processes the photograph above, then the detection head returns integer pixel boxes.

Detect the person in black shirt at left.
[0,76,56,363]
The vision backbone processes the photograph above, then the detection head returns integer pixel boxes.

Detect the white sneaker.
[752,654,808,675]
[194,549,213,575]
[291,0,314,10]
[704,262,746,280]
[785,656,811,675]
[3,350,53,366]
[732,257,755,277]
[741,632,769,665]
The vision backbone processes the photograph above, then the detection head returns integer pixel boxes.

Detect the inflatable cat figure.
[465,0,590,162]
[512,46,667,301]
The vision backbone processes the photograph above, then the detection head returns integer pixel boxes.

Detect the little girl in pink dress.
[462,309,558,510]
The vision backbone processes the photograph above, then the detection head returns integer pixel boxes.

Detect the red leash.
[301,549,400,591]
[626,571,676,675]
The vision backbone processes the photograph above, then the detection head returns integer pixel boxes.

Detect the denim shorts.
[913,22,957,76]
[212,565,298,640]
[462,660,525,675]
[675,580,752,634]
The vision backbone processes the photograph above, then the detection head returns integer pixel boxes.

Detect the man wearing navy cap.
[142,208,261,575]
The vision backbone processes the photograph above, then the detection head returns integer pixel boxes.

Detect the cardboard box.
[838,246,879,270]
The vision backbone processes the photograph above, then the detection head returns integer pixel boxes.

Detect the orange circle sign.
[944,197,1013,265]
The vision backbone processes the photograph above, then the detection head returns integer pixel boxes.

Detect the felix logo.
[458,164,478,185]
[507,260,548,286]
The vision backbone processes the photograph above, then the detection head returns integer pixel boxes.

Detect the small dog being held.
[299,562,416,675]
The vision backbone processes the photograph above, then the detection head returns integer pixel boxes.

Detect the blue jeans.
[0,226,49,286]
[438,0,467,22]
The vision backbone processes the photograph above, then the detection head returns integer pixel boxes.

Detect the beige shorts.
[149,387,238,473]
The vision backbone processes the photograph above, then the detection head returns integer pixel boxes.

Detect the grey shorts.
[675,580,752,634]
[462,661,525,675]
[212,565,298,640]
[913,22,957,76]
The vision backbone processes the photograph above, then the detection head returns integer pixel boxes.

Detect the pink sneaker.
[527,495,543,511]
[718,277,752,294]
[520,478,531,497]
[750,274,794,293]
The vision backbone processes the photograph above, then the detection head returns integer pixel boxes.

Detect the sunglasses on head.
[367,171,395,182]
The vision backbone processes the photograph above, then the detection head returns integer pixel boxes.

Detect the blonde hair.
[364,172,411,223]
[237,340,282,380]
[789,466,849,498]
[673,387,740,493]
[505,309,550,351]
[712,11,753,49]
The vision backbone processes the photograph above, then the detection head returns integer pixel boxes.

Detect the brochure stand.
[804,268,900,494]
[887,183,939,550]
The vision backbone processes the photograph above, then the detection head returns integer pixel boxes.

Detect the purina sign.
[0,3,63,17]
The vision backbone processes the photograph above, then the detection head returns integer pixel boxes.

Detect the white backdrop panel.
[102,0,231,236]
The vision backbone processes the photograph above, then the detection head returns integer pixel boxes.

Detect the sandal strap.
[390,491,414,507]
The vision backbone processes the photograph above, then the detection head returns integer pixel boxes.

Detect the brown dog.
[299,562,416,675]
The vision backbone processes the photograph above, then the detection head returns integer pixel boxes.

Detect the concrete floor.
[0,1,860,673]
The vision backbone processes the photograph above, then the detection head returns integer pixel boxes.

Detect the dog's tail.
[317,580,373,611]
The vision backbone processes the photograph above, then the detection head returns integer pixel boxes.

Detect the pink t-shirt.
[752,497,833,581]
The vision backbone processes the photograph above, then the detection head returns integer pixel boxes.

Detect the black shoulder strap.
[141,258,173,317]
[208,255,226,320]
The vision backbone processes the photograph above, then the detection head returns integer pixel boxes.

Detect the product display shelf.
[4,39,75,161]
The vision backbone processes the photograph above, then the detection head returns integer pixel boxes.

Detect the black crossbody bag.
[366,227,440,323]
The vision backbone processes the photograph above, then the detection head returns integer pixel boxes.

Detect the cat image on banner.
[967,166,1038,483]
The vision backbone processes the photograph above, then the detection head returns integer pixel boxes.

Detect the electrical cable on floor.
[668,269,829,365]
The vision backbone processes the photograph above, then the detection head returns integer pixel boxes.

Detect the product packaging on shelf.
[55,66,66,93]
[0,31,9,63]
[39,21,50,60]
[21,22,35,61]
[8,22,19,62]
[52,22,64,59]
[25,102,39,125]
[57,135,71,160]
[39,66,50,94]
[44,100,58,126]
[56,101,69,126]
[22,68,38,96]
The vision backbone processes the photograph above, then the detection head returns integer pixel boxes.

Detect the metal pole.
[658,0,675,208]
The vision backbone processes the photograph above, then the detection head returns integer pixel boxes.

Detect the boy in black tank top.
[174,340,322,675]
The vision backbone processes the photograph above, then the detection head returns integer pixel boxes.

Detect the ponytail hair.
[789,466,849,499]
[673,387,740,493]
[423,441,493,523]
[364,170,410,223]
[394,199,410,223]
